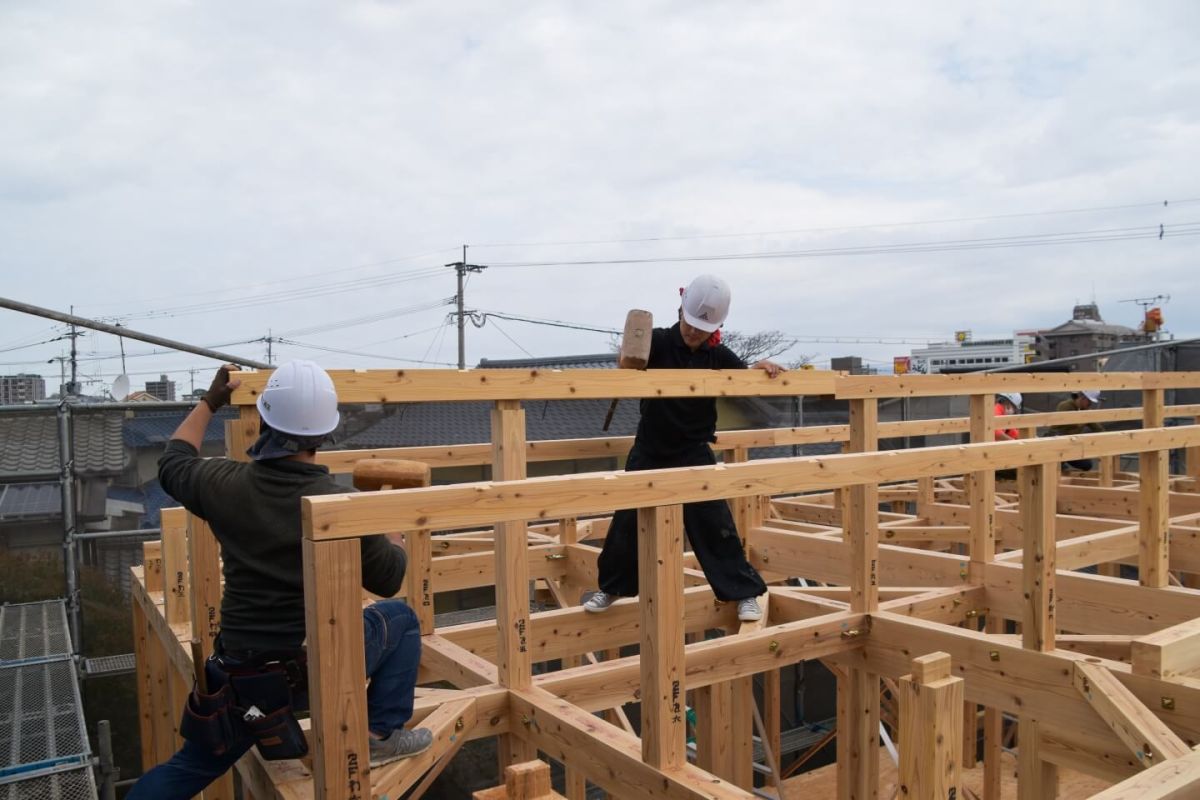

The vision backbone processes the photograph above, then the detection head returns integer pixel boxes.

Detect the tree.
[720,329,794,364]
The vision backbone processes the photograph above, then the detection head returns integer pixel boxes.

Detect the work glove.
[201,364,241,412]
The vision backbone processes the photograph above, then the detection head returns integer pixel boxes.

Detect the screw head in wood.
[989,651,1000,661]
[1162,697,1176,710]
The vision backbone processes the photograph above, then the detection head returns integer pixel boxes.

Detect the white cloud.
[1,1,1197,388]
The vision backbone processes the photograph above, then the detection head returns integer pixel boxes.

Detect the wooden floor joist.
[125,368,1200,800]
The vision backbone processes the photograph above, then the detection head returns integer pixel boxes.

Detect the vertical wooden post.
[1099,455,1116,488]
[145,621,175,764]
[492,400,537,767]
[724,445,758,789]
[637,504,687,770]
[187,515,222,659]
[764,668,783,790]
[968,394,996,570]
[1187,415,1200,493]
[982,617,1003,800]
[916,476,935,518]
[1018,462,1058,799]
[839,397,880,800]
[405,528,434,634]
[695,681,734,780]
[143,540,163,594]
[225,404,261,462]
[161,508,190,627]
[1017,718,1056,800]
[1140,389,1169,588]
[303,537,371,800]
[898,652,963,800]
[1020,464,1057,652]
[131,599,156,771]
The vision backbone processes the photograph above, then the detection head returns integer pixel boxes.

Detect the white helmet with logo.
[1081,389,1101,404]
[256,360,340,436]
[998,391,1022,409]
[681,274,732,333]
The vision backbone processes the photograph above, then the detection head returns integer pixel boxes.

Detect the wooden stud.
[898,652,963,800]
[406,528,434,634]
[1017,717,1057,800]
[225,404,261,462]
[492,399,537,769]
[982,616,1003,800]
[302,537,370,800]
[131,598,156,771]
[160,508,190,627]
[1140,388,1170,588]
[637,504,687,770]
[694,680,734,781]
[968,394,997,570]
[837,669,881,800]
[1020,463,1057,652]
[763,668,783,790]
[142,540,163,594]
[186,514,222,658]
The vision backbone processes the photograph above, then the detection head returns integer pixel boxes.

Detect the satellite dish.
[112,374,130,400]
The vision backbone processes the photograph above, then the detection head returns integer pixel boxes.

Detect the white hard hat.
[256,360,340,436]
[998,392,1022,408]
[681,274,731,333]
[1081,389,1101,404]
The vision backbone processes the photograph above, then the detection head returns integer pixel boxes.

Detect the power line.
[273,297,454,339]
[469,197,1200,248]
[483,222,1200,269]
[485,318,534,358]
[272,337,457,366]
[475,311,620,335]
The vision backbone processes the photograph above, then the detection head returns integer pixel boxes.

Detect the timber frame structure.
[129,367,1200,800]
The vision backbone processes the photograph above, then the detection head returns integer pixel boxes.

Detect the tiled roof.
[343,398,640,448]
[139,480,180,529]
[0,482,61,520]
[0,413,127,479]
[122,409,235,448]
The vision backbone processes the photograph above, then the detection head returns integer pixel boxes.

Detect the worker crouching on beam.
[128,361,431,800]
[584,274,783,622]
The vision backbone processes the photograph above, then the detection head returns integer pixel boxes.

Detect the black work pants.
[597,441,767,602]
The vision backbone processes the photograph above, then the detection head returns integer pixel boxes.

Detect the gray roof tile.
[0,413,128,479]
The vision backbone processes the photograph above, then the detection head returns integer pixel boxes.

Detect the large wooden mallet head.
[619,309,653,370]
[352,459,431,491]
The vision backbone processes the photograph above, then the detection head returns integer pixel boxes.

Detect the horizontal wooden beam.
[1087,746,1200,799]
[836,372,1200,399]
[1073,661,1191,764]
[232,367,838,404]
[304,425,1200,539]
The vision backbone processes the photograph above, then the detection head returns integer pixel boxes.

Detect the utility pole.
[267,330,274,365]
[446,245,486,370]
[67,305,81,396]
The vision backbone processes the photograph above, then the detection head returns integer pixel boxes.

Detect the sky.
[2,1,1199,396]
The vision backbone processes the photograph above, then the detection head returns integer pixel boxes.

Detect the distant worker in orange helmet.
[994,392,1022,441]
[1049,389,1104,472]
[584,274,783,622]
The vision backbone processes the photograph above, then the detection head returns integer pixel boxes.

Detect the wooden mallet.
[352,459,431,492]
[604,309,653,430]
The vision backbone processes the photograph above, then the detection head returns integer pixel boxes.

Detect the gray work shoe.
[583,591,616,613]
[737,597,763,622]
[368,727,433,766]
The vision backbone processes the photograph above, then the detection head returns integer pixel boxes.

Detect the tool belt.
[179,648,309,761]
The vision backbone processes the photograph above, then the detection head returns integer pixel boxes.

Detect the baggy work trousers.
[596,441,767,602]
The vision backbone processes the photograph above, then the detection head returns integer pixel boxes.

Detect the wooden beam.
[1020,463,1057,652]
[302,537,370,800]
[405,528,434,634]
[1017,717,1056,800]
[1072,661,1191,765]
[226,404,260,463]
[1088,748,1200,799]
[303,425,1200,539]
[637,504,687,770]
[835,372,1200,400]
[508,689,752,800]
[837,668,880,800]
[1141,388,1170,588]
[1131,617,1200,681]
[233,367,839,404]
[898,652,963,800]
[847,398,880,613]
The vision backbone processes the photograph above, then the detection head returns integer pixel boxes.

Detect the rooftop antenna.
[1121,294,1170,341]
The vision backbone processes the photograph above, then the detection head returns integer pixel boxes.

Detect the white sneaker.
[583,591,615,613]
[737,597,763,622]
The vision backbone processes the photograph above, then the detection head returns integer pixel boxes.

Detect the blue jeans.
[127,599,422,800]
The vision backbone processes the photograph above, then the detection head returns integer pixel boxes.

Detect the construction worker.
[995,392,1022,441]
[584,274,782,622]
[128,361,431,800]
[1049,389,1104,471]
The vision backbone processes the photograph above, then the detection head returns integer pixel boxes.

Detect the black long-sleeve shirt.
[635,324,746,455]
[158,440,406,652]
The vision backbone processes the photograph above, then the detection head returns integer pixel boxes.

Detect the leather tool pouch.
[228,669,308,761]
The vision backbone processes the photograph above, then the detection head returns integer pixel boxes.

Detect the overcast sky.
[2,2,1198,395]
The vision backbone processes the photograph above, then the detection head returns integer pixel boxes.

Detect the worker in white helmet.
[1048,389,1104,472]
[584,275,783,622]
[129,362,430,800]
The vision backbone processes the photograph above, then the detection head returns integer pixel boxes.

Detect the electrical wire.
[272,337,457,366]
[475,311,620,335]
[484,222,1200,269]
[485,318,534,358]
[273,297,454,338]
[469,198,1200,248]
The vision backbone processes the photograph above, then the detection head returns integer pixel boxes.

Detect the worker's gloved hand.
[201,365,242,412]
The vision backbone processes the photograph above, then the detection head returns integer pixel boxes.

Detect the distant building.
[830,356,876,375]
[0,374,46,404]
[1033,303,1145,371]
[144,374,176,401]
[910,333,1036,374]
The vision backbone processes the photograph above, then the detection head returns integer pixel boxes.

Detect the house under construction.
[129,366,1200,800]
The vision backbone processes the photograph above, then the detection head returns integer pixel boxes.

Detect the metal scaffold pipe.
[0,296,272,370]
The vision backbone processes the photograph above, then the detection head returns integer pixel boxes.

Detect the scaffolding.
[129,367,1200,799]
